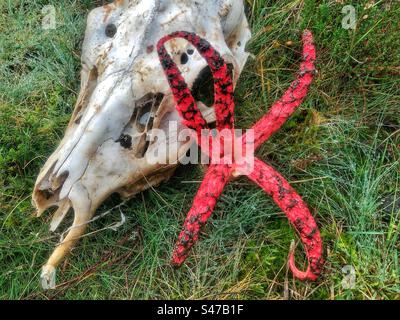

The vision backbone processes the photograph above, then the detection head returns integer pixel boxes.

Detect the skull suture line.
[32,0,251,289]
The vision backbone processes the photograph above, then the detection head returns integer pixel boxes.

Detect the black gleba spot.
[105,24,117,38]
[117,134,132,149]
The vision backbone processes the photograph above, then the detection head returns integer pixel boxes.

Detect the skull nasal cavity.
[105,24,117,37]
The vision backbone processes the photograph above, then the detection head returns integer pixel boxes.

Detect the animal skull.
[32,0,251,289]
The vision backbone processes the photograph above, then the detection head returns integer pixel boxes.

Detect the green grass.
[1,0,399,300]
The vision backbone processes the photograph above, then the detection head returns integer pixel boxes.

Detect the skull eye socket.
[192,63,234,107]
[105,24,117,37]
[117,93,164,157]
[180,53,189,64]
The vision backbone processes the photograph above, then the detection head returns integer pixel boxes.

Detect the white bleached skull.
[33,0,251,289]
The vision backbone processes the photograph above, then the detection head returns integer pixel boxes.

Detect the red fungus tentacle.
[171,164,232,266]
[156,38,207,136]
[244,30,316,150]
[157,32,235,131]
[246,157,324,280]
[157,30,324,281]
[157,32,236,266]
